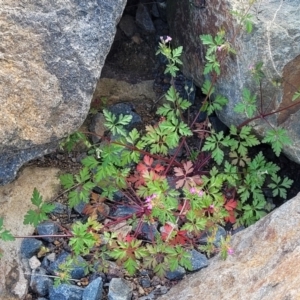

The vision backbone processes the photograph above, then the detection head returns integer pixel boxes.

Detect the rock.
[165,266,186,281]
[82,277,103,300]
[111,205,140,218]
[49,284,84,300]
[89,113,106,144]
[30,267,53,297]
[119,14,137,37]
[20,238,43,259]
[74,200,87,216]
[0,166,60,299]
[138,222,159,241]
[36,221,59,242]
[0,0,127,185]
[167,0,300,164]
[139,275,151,288]
[49,252,86,280]
[108,102,142,131]
[158,193,300,299]
[136,4,155,33]
[93,78,156,104]
[29,256,42,270]
[188,249,209,271]
[151,3,160,18]
[108,278,133,300]
[52,202,67,215]
[198,225,227,248]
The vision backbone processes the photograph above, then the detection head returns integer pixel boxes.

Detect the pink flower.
[165,36,172,43]
[190,187,196,194]
[198,190,204,197]
[145,194,157,210]
[227,248,234,255]
[209,204,214,209]
[160,36,172,44]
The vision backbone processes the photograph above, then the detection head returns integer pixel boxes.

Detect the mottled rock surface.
[0,167,60,299]
[167,0,300,163]
[158,192,300,300]
[0,0,127,185]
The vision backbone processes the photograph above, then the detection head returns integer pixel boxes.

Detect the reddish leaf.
[225,210,236,223]
[124,234,135,242]
[175,178,185,189]
[144,155,153,167]
[160,223,175,241]
[136,162,147,174]
[127,172,145,188]
[154,164,165,173]
[224,199,237,211]
[174,167,184,177]
[183,161,193,174]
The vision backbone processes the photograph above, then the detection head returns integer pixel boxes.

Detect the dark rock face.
[167,0,300,164]
[0,0,127,185]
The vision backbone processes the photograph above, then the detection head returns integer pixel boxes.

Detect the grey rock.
[167,0,300,164]
[151,3,160,18]
[198,226,227,248]
[108,103,142,131]
[20,238,43,259]
[36,221,59,242]
[141,285,169,300]
[49,252,86,280]
[119,14,137,37]
[165,266,186,281]
[52,202,67,214]
[108,278,133,300]
[89,112,106,144]
[139,277,151,288]
[111,205,140,218]
[136,4,155,33]
[0,0,127,185]
[209,116,229,134]
[49,283,84,300]
[139,222,159,241]
[188,249,209,271]
[82,277,103,300]
[74,201,87,216]
[30,267,53,297]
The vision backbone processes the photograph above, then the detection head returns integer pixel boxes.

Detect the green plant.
[23,188,55,227]
[49,30,297,280]
[0,217,14,243]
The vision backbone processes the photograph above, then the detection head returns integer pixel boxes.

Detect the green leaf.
[200,34,214,46]
[172,46,183,58]
[0,229,15,241]
[292,90,300,101]
[81,156,99,169]
[31,188,43,207]
[201,80,215,96]
[23,210,45,227]
[244,19,253,33]
[262,128,292,156]
[60,174,74,189]
[234,88,256,118]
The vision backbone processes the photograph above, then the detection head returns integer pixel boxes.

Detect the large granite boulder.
[159,192,300,300]
[167,0,300,163]
[0,0,127,185]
